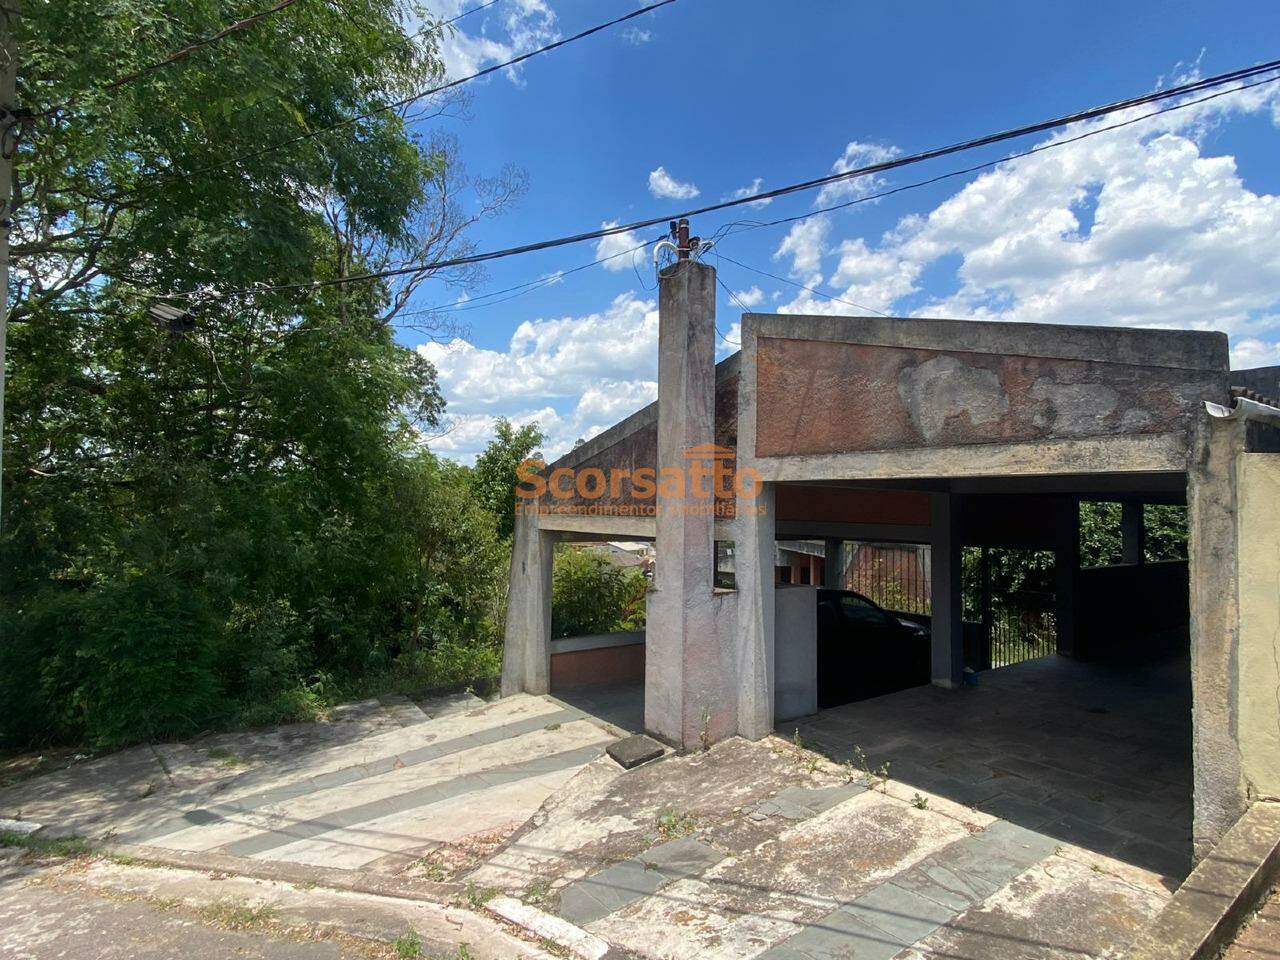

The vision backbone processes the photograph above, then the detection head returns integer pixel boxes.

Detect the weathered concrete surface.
[646,259,742,751]
[1124,801,1280,960]
[1237,454,1280,802]
[0,693,615,880]
[1222,888,1280,960]
[773,584,817,722]
[754,336,1224,458]
[0,850,551,959]
[501,508,555,697]
[900,855,1166,960]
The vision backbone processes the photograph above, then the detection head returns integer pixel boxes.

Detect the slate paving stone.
[976,793,1059,828]
[637,837,724,881]
[1044,790,1122,824]
[843,882,958,948]
[606,734,664,770]
[751,784,866,821]
[558,858,668,926]
[1041,814,1127,854]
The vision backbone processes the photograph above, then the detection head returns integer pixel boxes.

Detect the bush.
[551,548,648,638]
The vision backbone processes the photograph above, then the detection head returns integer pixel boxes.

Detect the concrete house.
[501,255,1280,864]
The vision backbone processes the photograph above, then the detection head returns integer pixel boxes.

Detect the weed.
[523,878,551,906]
[450,947,473,960]
[413,853,447,882]
[393,928,423,959]
[699,706,712,753]
[790,728,804,750]
[0,830,93,859]
[911,793,929,810]
[849,745,891,791]
[206,747,246,768]
[544,723,561,731]
[655,808,698,841]
[200,898,276,931]
[461,882,497,910]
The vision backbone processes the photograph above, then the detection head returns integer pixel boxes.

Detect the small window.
[714,540,736,590]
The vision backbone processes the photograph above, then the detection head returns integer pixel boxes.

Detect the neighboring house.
[501,257,1280,863]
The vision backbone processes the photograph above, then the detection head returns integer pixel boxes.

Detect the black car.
[815,589,931,708]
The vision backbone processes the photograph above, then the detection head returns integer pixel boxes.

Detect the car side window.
[839,596,894,627]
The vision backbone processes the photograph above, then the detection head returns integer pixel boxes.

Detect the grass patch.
[393,928,423,958]
[205,747,247,768]
[523,877,551,906]
[461,881,497,910]
[199,898,277,931]
[0,829,94,858]
[655,808,699,841]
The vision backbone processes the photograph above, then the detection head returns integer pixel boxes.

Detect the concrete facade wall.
[774,584,817,723]
[1237,453,1280,802]
[754,333,1225,459]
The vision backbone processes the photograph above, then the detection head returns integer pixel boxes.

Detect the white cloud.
[776,76,1280,365]
[648,166,700,200]
[595,221,648,272]
[726,177,772,209]
[1230,336,1280,370]
[731,285,765,308]
[774,215,830,281]
[428,0,558,85]
[622,27,653,44]
[814,141,901,207]
[418,293,661,461]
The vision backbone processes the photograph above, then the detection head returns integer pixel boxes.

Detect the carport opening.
[782,482,1194,879]
[545,541,650,733]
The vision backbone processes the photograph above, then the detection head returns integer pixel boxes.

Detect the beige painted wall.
[1238,453,1280,801]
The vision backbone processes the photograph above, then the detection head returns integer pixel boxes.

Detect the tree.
[470,418,545,540]
[1,2,520,748]
[551,548,648,639]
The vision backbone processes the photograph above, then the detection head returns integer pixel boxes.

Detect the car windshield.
[838,594,895,627]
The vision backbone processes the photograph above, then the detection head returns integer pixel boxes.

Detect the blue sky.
[401,0,1280,461]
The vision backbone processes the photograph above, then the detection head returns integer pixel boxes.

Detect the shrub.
[551,548,648,638]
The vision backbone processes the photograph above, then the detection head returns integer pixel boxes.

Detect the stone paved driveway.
[466,734,1172,960]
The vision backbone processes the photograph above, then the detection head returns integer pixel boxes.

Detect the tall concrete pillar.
[823,539,843,588]
[929,493,964,688]
[1121,500,1146,564]
[501,508,554,696]
[1053,498,1079,657]
[644,259,722,749]
[737,483,776,739]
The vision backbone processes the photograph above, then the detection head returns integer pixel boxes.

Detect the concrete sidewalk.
[0,691,620,881]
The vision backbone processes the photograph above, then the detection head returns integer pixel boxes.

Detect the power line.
[134,0,676,191]
[396,71,1280,328]
[716,252,890,318]
[439,0,502,28]
[143,61,1280,305]
[37,0,304,117]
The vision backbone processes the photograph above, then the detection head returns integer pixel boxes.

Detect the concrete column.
[736,483,776,739]
[644,259,722,749]
[929,493,964,688]
[1053,498,1079,658]
[501,508,554,697]
[1121,500,1146,565]
[822,539,842,588]
[1188,415,1249,856]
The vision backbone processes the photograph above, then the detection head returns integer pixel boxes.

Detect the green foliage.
[1080,501,1124,567]
[393,929,424,959]
[1,2,519,749]
[1144,503,1189,562]
[470,418,545,540]
[550,548,648,639]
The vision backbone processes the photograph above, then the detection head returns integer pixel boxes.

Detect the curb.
[104,842,618,960]
[1123,801,1280,960]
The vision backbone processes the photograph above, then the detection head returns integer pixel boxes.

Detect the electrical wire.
[130,0,676,192]
[716,252,890,318]
[141,64,1280,306]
